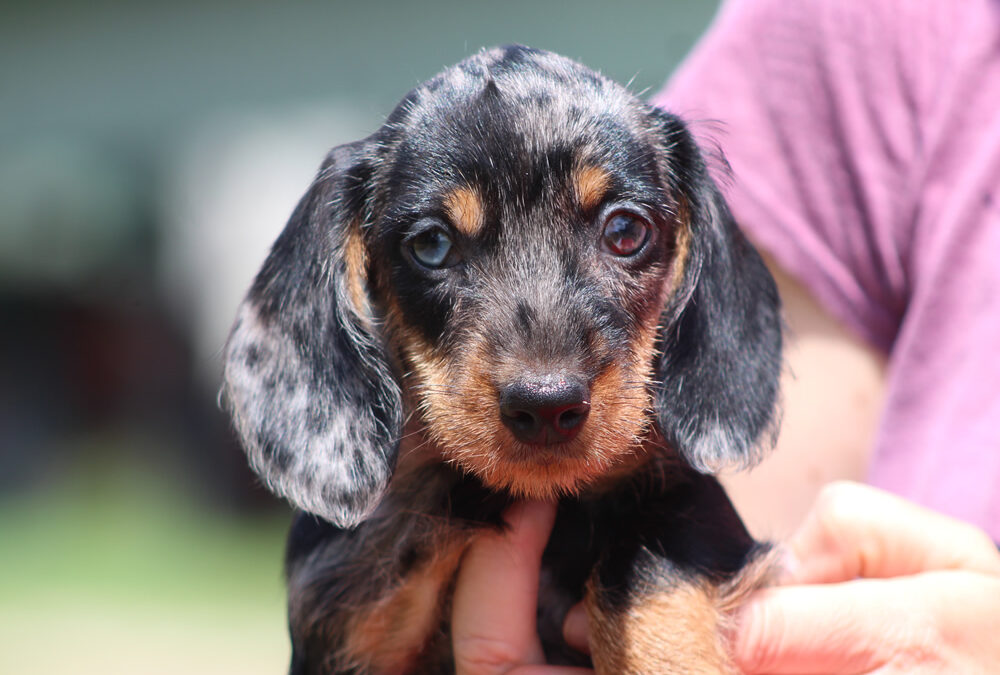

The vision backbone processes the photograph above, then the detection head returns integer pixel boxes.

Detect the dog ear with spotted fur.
[650,110,783,474]
[222,139,401,528]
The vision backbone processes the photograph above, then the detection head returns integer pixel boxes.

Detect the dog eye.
[602,212,651,256]
[409,227,455,268]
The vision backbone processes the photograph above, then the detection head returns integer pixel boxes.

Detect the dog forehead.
[392,47,645,172]
[375,47,661,227]
[422,46,624,115]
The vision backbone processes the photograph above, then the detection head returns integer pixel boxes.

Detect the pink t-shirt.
[654,0,1000,539]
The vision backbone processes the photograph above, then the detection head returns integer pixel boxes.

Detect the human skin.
[451,500,589,675]
[453,485,1000,674]
[718,258,887,541]
[730,481,1000,673]
[451,268,1000,673]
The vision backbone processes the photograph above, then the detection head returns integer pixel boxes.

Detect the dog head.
[223,46,782,527]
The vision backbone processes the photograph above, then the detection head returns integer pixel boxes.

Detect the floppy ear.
[222,140,401,528]
[650,111,783,473]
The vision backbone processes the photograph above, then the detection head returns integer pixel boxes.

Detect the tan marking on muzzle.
[421,332,656,499]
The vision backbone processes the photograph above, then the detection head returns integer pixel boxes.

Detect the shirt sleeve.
[653,0,1000,537]
[652,0,956,352]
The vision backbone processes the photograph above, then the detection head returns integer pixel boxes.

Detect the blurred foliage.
[0,464,292,674]
[0,465,289,605]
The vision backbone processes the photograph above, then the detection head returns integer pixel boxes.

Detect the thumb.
[733,581,897,674]
[731,571,988,674]
[784,482,1000,585]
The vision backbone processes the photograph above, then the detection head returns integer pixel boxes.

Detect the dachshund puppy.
[223,46,782,674]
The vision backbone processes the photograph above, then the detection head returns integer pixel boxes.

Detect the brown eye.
[602,212,651,256]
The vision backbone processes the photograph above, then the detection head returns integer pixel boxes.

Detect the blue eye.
[410,228,454,268]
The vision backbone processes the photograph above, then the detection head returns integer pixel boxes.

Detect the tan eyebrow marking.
[573,164,612,212]
[443,186,485,237]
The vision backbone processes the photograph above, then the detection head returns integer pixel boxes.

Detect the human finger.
[561,603,590,654]
[452,501,589,675]
[782,482,1000,585]
[734,570,1000,674]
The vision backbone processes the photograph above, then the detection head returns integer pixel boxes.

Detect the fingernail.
[562,604,590,652]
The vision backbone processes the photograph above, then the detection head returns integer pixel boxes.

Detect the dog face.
[223,46,782,527]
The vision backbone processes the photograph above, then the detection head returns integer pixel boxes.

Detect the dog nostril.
[556,402,590,431]
[501,408,544,438]
[499,376,590,445]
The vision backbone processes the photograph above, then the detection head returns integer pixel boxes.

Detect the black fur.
[222,46,782,674]
[650,110,782,473]
[224,141,402,527]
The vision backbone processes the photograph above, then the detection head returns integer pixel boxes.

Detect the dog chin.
[454,445,629,500]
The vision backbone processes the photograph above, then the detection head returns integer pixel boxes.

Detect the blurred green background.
[0,1,720,672]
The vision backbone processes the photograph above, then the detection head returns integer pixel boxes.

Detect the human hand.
[733,481,1000,673]
[451,500,593,675]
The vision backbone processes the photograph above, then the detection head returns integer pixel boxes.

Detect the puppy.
[223,45,782,674]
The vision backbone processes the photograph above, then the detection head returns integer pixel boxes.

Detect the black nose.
[499,375,591,445]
